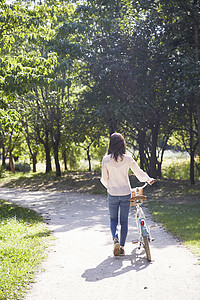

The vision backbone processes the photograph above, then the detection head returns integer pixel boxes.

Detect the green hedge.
[5,162,31,173]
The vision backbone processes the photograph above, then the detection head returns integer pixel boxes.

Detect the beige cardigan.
[100,154,153,196]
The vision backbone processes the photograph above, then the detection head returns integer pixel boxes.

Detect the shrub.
[5,162,31,173]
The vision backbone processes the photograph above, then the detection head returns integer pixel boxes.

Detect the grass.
[145,200,200,256]
[0,200,52,300]
[144,179,200,257]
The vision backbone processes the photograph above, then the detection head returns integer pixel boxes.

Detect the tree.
[0,0,199,183]
[0,107,23,173]
[161,0,200,182]
[70,96,108,171]
[1,1,82,176]
[75,0,177,177]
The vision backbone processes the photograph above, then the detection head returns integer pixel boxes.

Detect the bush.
[162,161,200,180]
[5,162,31,173]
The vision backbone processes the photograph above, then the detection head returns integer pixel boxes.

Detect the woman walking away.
[101,133,155,256]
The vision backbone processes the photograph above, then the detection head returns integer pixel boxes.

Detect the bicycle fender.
[139,218,147,236]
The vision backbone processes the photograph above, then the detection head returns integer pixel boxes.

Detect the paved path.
[0,188,199,300]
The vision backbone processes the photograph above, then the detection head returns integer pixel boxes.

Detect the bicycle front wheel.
[143,235,151,262]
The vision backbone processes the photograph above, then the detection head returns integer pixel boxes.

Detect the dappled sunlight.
[0,188,109,234]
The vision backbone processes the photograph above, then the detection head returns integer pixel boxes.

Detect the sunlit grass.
[145,200,200,256]
[0,200,52,300]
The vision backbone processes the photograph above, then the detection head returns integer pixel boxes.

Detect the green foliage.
[66,143,82,170]
[0,0,199,181]
[163,162,200,181]
[163,163,189,180]
[0,200,51,300]
[161,151,200,181]
[91,136,109,161]
[0,108,22,134]
[5,162,31,173]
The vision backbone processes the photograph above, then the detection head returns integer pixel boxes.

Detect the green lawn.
[0,200,52,300]
[145,180,200,257]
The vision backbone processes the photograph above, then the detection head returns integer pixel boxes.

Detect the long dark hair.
[108,133,126,161]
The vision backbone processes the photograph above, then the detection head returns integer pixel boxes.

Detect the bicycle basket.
[130,195,147,206]
[131,187,144,197]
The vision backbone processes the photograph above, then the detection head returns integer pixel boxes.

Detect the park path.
[0,187,199,300]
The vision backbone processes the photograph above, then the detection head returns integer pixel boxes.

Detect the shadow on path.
[82,248,150,282]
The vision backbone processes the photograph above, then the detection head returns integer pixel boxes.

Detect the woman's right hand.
[148,179,156,185]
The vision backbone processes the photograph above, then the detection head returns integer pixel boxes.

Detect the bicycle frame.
[135,200,151,243]
[130,183,153,261]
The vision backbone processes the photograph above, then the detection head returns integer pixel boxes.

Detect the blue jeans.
[108,193,131,247]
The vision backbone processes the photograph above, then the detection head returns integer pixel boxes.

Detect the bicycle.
[130,183,154,262]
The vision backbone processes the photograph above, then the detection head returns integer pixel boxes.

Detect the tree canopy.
[0,0,199,184]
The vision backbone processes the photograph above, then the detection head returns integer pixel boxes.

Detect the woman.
[101,133,155,256]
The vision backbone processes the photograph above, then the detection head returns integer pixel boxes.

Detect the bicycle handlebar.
[133,182,147,191]
[140,182,148,189]
[131,181,155,196]
[139,179,156,189]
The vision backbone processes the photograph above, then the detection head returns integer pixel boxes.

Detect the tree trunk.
[194,20,200,154]
[138,129,146,170]
[51,139,61,177]
[37,127,52,173]
[197,102,200,154]
[189,99,195,185]
[109,118,117,135]
[150,120,159,178]
[44,129,52,173]
[8,132,15,173]
[87,145,92,172]
[50,126,61,177]
[63,150,67,171]
[9,152,15,173]
[2,145,5,167]
[157,161,162,179]
[45,143,52,173]
[32,153,37,173]
[48,103,61,177]
[159,133,171,179]
[53,145,61,177]
[190,150,195,185]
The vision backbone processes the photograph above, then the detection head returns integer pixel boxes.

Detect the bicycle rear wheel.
[143,235,151,261]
